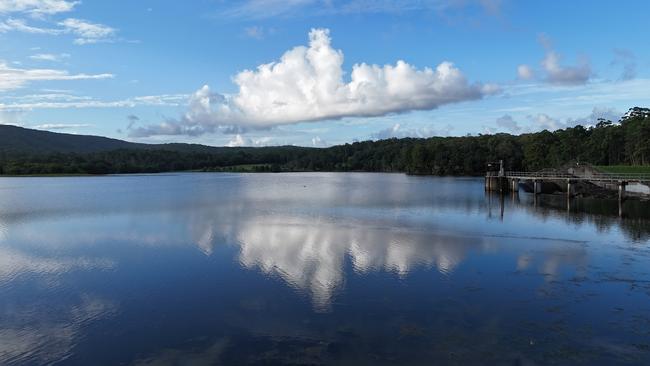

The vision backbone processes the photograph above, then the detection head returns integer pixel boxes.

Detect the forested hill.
[0,124,251,154]
[1,114,649,175]
[0,124,146,153]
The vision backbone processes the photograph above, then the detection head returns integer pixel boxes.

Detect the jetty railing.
[504,171,650,183]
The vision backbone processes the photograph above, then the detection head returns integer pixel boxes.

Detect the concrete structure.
[485,165,650,217]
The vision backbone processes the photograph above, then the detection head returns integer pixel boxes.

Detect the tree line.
[1,115,649,176]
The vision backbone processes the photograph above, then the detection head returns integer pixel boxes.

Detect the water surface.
[1,173,649,365]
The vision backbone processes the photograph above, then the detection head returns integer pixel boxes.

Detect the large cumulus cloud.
[131,28,496,137]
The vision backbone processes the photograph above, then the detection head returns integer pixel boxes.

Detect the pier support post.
[533,179,541,195]
[499,192,504,220]
[618,181,627,202]
[618,181,627,218]
[511,178,518,193]
[566,179,574,199]
[565,180,572,213]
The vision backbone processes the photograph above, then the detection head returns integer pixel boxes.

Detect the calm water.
[1,173,650,365]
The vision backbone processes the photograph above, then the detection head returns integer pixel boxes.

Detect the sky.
[0,0,649,147]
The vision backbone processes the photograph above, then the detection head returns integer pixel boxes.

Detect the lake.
[1,173,649,365]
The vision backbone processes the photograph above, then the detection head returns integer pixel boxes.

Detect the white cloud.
[370,122,453,140]
[226,134,273,147]
[495,114,521,133]
[4,92,90,102]
[524,34,591,86]
[0,16,118,45]
[29,52,70,62]
[0,109,25,125]
[59,18,116,44]
[0,0,78,16]
[132,28,494,137]
[528,113,564,131]
[0,93,188,111]
[566,106,621,126]
[0,61,113,91]
[226,134,248,147]
[525,107,623,132]
[372,123,403,139]
[516,35,591,86]
[541,50,590,86]
[0,17,61,34]
[33,123,90,129]
[486,107,625,135]
[311,135,326,147]
[516,64,533,80]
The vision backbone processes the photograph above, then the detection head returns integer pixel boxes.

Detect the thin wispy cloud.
[0,17,61,34]
[0,0,78,16]
[33,123,90,129]
[216,0,503,20]
[0,93,189,109]
[0,61,112,91]
[29,52,70,62]
[0,3,118,45]
[59,18,116,44]
[226,134,274,147]
[0,17,118,44]
[219,0,317,20]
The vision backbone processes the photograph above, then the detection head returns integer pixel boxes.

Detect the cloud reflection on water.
[0,294,118,366]
[0,246,114,285]
[233,215,477,309]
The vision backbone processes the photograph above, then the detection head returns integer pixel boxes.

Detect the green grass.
[595,165,650,174]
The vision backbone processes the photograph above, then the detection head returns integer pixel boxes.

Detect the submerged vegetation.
[1,115,649,176]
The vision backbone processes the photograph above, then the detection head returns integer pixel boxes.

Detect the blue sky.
[1,0,649,147]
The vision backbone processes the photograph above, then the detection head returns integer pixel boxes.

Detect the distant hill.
[0,124,232,154]
[0,125,147,153]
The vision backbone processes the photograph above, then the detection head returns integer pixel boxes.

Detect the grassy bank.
[595,166,650,174]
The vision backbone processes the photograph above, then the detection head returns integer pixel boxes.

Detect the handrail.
[501,171,650,182]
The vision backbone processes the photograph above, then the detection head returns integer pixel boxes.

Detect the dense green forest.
[1,115,649,176]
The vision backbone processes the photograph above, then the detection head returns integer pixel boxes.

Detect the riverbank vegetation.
[1,115,649,176]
